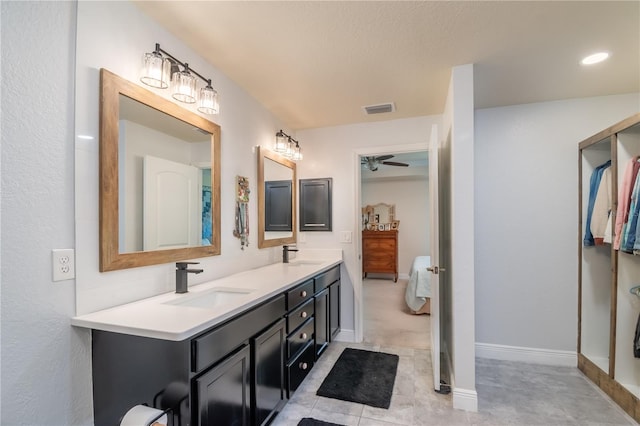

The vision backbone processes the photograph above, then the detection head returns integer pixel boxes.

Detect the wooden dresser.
[362,230,398,282]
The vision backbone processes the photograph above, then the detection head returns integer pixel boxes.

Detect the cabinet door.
[195,344,250,426]
[252,319,286,426]
[314,288,329,358]
[299,178,332,231]
[330,281,341,340]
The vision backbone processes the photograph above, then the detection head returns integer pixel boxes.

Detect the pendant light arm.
[155,43,213,87]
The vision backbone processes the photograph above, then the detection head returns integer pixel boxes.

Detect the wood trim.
[579,113,640,150]
[609,134,618,378]
[578,354,640,423]
[257,147,297,248]
[577,147,583,354]
[99,69,221,271]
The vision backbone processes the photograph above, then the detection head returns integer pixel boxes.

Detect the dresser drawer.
[287,317,314,359]
[364,258,395,269]
[286,341,315,396]
[286,279,314,310]
[363,238,395,251]
[287,298,314,334]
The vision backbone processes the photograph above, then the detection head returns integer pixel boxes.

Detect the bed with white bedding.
[405,256,431,314]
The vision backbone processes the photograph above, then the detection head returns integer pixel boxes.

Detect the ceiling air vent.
[363,102,396,115]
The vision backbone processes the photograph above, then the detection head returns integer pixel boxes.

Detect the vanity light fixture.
[274,130,303,161]
[140,43,219,114]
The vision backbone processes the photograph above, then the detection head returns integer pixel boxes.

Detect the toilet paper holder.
[151,381,190,426]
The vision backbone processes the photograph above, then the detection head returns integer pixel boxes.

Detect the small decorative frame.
[377,224,385,231]
[384,223,391,231]
[391,220,400,230]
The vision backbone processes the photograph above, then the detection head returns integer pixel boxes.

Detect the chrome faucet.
[282,245,299,263]
[175,262,203,294]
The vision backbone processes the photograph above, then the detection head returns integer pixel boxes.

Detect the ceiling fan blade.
[376,155,394,161]
[382,161,409,167]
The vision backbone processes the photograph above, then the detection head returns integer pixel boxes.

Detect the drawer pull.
[299,362,308,370]
[300,332,308,339]
[300,311,308,318]
[300,290,307,297]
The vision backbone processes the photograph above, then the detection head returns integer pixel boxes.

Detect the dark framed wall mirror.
[299,178,332,232]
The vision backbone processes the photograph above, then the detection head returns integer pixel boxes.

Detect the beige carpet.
[362,278,431,350]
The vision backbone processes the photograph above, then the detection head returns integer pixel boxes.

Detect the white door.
[428,124,442,391]
[143,155,201,250]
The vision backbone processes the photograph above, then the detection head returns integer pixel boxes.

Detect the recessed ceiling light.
[581,52,609,65]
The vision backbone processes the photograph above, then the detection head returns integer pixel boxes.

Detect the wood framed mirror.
[257,147,297,248]
[99,69,221,271]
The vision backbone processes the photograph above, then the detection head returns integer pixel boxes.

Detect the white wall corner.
[476,342,577,367]
[453,387,478,412]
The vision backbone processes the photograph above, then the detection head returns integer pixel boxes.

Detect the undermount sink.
[285,260,324,266]
[164,287,255,309]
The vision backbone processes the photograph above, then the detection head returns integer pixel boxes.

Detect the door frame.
[352,142,429,343]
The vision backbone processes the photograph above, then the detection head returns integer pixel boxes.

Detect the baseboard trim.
[476,342,577,367]
[398,273,410,280]
[453,388,478,412]
[334,329,355,342]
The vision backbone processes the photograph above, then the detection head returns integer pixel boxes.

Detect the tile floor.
[271,279,636,425]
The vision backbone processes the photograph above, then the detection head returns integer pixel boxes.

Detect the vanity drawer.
[287,317,314,360]
[286,279,314,310]
[314,265,340,292]
[286,341,315,397]
[192,294,285,373]
[287,298,314,334]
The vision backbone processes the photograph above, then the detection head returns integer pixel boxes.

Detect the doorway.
[353,144,429,350]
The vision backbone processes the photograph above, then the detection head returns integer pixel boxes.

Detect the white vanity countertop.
[71,251,342,341]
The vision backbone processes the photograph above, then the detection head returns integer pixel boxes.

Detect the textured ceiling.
[134,1,640,130]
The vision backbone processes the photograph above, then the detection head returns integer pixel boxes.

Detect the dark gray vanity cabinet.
[284,279,316,397]
[90,264,341,426]
[195,344,251,426]
[252,318,287,426]
[314,287,329,358]
[314,265,341,358]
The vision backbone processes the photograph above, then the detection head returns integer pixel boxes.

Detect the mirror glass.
[257,147,296,248]
[100,69,221,271]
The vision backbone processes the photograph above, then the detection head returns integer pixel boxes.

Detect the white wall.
[443,64,477,411]
[362,179,429,274]
[475,93,640,356]
[1,2,92,425]
[75,1,287,315]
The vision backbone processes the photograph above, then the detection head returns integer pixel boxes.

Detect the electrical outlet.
[52,249,75,281]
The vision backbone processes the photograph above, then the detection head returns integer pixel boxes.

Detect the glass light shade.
[275,132,288,152]
[284,138,294,158]
[171,70,197,103]
[197,86,219,114]
[292,144,303,161]
[140,52,170,89]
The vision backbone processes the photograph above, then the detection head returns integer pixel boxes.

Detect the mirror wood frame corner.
[257,146,297,248]
[99,68,221,271]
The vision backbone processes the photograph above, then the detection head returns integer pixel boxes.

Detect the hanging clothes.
[621,171,640,253]
[584,160,611,246]
[614,157,640,250]
[591,166,612,245]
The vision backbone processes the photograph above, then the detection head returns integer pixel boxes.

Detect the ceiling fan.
[361,155,409,171]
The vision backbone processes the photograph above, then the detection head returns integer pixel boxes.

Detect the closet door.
[614,121,640,398]
[579,136,614,375]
